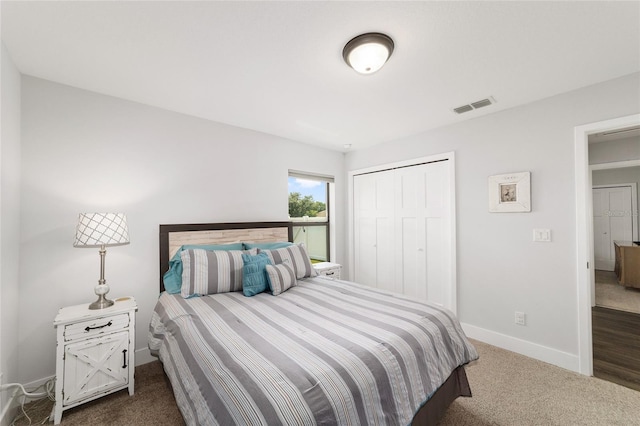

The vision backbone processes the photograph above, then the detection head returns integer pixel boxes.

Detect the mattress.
[149,276,478,425]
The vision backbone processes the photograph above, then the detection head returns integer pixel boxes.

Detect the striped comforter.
[149,277,478,426]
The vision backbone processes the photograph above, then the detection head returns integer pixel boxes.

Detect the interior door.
[593,186,633,271]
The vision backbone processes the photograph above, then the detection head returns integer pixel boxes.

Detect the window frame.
[288,172,332,262]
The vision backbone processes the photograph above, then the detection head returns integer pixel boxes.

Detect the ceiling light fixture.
[343,32,394,75]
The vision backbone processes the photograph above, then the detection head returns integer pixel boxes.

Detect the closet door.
[395,161,450,306]
[353,169,395,291]
[353,160,452,309]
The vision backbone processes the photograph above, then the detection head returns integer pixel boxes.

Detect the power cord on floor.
[0,378,56,426]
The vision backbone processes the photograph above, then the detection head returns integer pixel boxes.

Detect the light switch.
[533,229,551,242]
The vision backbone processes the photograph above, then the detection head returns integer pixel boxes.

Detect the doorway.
[589,155,640,391]
[575,114,640,377]
[591,167,640,312]
[591,169,640,314]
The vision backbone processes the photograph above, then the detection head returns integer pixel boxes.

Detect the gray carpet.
[439,341,640,425]
[13,360,184,426]
[14,340,640,425]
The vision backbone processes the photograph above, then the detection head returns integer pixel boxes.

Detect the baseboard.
[0,389,19,426]
[21,374,55,403]
[135,347,156,366]
[461,323,580,373]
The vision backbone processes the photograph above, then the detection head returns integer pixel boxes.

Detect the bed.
[149,222,478,425]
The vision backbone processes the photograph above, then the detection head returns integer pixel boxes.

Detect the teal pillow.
[163,243,244,294]
[243,241,293,250]
[241,253,272,296]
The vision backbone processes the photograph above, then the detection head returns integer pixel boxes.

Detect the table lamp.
[73,213,130,309]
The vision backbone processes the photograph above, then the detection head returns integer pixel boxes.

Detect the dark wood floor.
[592,306,640,391]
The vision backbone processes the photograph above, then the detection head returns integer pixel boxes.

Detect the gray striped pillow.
[265,262,297,296]
[259,244,317,279]
[180,248,257,297]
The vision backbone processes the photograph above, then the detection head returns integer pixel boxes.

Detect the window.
[288,171,333,262]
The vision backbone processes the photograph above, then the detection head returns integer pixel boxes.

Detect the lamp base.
[89,294,114,310]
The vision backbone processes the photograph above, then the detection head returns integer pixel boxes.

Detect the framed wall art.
[488,172,531,212]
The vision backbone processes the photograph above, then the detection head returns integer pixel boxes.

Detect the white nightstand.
[314,262,342,279]
[53,297,137,425]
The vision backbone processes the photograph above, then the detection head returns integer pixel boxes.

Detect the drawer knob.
[84,320,113,332]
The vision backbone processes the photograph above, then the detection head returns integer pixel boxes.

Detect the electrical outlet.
[515,311,526,325]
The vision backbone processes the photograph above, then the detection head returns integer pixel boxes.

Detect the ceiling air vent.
[471,98,493,109]
[453,96,496,114]
[453,105,473,114]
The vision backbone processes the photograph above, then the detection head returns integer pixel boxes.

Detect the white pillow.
[180,248,257,297]
[259,243,317,279]
[265,262,297,296]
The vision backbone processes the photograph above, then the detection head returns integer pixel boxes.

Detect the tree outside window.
[288,193,326,219]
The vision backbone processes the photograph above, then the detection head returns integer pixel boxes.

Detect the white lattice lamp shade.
[74,213,129,310]
[74,213,130,248]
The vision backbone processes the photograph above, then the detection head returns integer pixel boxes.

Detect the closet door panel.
[400,217,427,299]
[425,162,446,215]
[376,217,396,291]
[354,170,394,287]
[396,165,427,299]
[424,161,451,308]
[355,217,377,285]
[354,173,373,284]
[426,217,445,306]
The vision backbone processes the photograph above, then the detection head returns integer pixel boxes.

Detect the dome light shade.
[343,33,394,74]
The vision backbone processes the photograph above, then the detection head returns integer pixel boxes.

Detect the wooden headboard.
[159,221,292,292]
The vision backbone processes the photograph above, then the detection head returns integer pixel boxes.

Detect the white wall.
[1,42,21,422]
[345,72,640,370]
[589,136,640,164]
[19,76,346,384]
[592,166,640,234]
[13,70,640,383]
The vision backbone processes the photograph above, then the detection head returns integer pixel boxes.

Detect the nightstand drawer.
[314,262,342,280]
[318,268,340,278]
[64,312,130,342]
